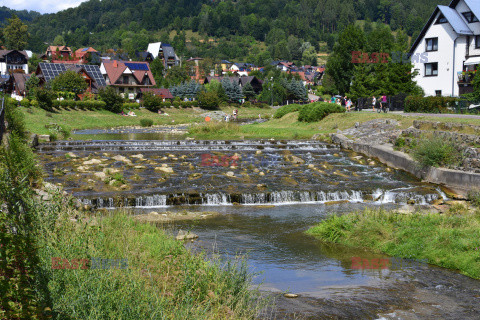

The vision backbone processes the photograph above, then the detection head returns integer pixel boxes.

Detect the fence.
[356,93,408,111]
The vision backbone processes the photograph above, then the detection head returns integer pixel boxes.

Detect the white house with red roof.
[100,60,156,99]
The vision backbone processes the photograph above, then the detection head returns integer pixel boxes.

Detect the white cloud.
[4,0,86,14]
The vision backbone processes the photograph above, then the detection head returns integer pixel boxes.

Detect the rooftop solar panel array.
[39,63,106,87]
[125,62,149,71]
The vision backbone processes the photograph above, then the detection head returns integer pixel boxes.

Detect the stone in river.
[284,293,299,298]
[225,171,235,177]
[83,159,102,165]
[176,230,198,241]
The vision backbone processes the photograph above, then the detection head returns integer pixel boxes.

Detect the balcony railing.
[457,72,475,84]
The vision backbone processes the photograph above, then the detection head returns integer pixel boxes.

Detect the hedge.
[298,102,345,122]
[404,96,458,113]
[273,104,304,118]
[123,102,141,110]
[47,99,107,110]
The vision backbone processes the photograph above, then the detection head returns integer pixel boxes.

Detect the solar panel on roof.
[125,62,148,71]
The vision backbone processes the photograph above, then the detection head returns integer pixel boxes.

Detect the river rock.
[289,155,305,164]
[38,134,50,142]
[76,166,89,172]
[259,172,265,176]
[131,154,144,159]
[407,199,416,205]
[155,166,174,174]
[225,171,235,177]
[284,293,299,298]
[134,165,146,170]
[176,230,199,241]
[369,161,376,166]
[308,164,315,169]
[94,172,106,180]
[113,155,128,162]
[83,159,102,165]
[66,152,77,158]
[256,150,262,155]
[119,184,129,190]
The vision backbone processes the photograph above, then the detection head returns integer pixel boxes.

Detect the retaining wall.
[331,134,480,195]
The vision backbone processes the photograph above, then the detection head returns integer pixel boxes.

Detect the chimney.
[113,60,117,68]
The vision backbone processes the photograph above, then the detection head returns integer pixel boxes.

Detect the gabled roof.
[102,60,155,86]
[47,46,72,52]
[0,50,28,60]
[11,73,30,94]
[410,0,476,53]
[438,6,473,35]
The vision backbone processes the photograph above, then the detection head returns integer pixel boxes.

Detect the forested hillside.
[0,6,40,24]
[9,0,450,60]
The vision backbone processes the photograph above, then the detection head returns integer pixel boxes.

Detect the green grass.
[306,208,480,279]
[36,209,263,319]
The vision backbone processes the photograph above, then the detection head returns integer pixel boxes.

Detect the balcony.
[457,71,477,84]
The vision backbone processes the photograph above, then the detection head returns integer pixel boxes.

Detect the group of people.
[224,109,239,122]
[328,96,354,112]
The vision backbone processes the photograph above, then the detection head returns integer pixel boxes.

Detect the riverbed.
[35,136,480,319]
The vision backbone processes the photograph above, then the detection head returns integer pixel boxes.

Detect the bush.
[35,87,55,112]
[274,104,303,118]
[412,136,463,167]
[5,100,28,141]
[123,102,141,110]
[140,119,154,127]
[405,96,458,113]
[197,91,220,110]
[20,99,30,108]
[298,102,345,122]
[98,87,124,113]
[142,92,163,112]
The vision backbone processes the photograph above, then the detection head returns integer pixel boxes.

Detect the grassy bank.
[20,106,275,135]
[306,207,480,279]
[37,209,261,319]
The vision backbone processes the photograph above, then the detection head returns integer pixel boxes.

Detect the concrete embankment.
[331,134,480,195]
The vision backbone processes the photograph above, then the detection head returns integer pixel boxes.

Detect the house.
[100,60,156,99]
[103,49,130,61]
[140,88,174,101]
[410,0,480,96]
[7,73,30,96]
[135,51,154,62]
[36,62,106,94]
[44,46,73,61]
[0,50,29,75]
[186,57,205,82]
[74,47,101,64]
[146,42,180,68]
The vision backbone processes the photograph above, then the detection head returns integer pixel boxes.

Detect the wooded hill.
[3,0,449,60]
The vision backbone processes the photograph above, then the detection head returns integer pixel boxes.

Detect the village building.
[146,42,180,69]
[140,88,174,101]
[410,0,480,96]
[74,47,101,64]
[0,50,29,75]
[203,76,263,94]
[7,73,31,97]
[36,62,106,94]
[100,60,156,99]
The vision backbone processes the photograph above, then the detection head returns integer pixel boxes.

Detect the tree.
[98,87,124,113]
[3,14,29,50]
[25,74,40,99]
[142,92,163,112]
[197,90,220,110]
[326,25,366,94]
[242,82,256,101]
[51,70,88,96]
[302,46,318,66]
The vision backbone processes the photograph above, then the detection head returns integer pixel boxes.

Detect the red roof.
[102,60,156,86]
[74,47,98,59]
[140,88,173,99]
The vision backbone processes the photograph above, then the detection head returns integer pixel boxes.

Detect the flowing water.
[36,138,480,319]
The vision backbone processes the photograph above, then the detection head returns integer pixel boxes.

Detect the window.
[462,11,479,23]
[436,14,447,24]
[435,90,442,97]
[122,75,129,84]
[476,35,480,49]
[425,63,438,76]
[426,38,438,51]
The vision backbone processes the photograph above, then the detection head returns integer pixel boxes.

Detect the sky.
[3,0,86,14]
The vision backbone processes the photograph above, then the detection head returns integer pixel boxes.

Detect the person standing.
[346,98,352,112]
[381,95,387,112]
[372,96,377,111]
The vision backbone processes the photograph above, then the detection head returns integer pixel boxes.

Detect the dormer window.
[462,11,479,23]
[436,14,447,24]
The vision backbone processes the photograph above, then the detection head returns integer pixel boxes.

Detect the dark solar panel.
[125,62,149,71]
[39,63,106,87]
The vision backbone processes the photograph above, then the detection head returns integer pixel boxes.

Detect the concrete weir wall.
[331,134,480,194]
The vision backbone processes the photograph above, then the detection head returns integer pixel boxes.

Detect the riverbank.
[306,207,480,280]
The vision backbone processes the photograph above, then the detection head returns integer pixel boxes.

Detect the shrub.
[142,92,163,112]
[98,87,124,113]
[197,91,220,110]
[5,100,28,141]
[412,136,463,167]
[20,99,30,108]
[94,100,106,110]
[274,104,303,118]
[140,119,154,127]
[468,190,480,208]
[60,99,72,109]
[405,96,458,113]
[298,102,345,122]
[35,87,55,111]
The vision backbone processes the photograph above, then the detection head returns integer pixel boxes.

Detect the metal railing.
[356,93,408,111]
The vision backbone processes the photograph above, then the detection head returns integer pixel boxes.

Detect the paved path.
[359,109,480,119]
